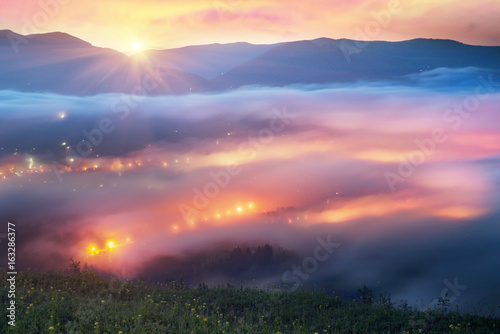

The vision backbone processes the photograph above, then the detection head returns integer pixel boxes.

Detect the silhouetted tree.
[69,258,81,274]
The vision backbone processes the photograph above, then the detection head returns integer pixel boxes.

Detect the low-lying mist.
[1,69,499,313]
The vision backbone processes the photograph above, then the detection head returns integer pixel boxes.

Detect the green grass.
[1,269,498,333]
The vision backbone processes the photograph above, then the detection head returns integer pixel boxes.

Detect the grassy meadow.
[1,268,498,333]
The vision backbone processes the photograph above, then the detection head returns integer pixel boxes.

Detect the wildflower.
[95,322,99,326]
[48,326,55,330]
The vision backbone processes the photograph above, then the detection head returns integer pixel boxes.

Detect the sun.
[131,41,144,53]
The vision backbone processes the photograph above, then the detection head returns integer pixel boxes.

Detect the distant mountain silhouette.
[141,42,277,79]
[212,38,500,89]
[0,30,209,95]
[1,30,499,95]
[25,31,92,48]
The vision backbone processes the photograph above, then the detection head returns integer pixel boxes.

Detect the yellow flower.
[101,300,105,303]
[95,322,99,326]
[204,318,207,322]
[48,326,55,330]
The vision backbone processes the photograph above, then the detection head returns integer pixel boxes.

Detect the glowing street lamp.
[89,246,98,256]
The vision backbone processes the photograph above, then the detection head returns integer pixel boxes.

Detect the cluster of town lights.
[88,238,130,256]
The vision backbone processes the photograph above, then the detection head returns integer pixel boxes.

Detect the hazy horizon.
[4,28,500,55]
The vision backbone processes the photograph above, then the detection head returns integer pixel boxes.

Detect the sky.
[0,0,500,53]
[0,70,499,310]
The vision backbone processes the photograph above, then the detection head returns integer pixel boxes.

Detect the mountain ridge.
[1,30,499,95]
[211,37,500,89]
